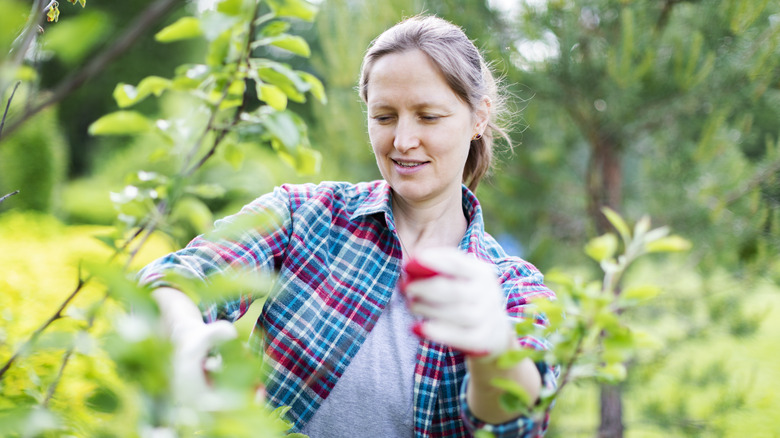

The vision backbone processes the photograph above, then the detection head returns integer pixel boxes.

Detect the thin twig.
[43,291,109,406]
[42,348,73,407]
[0,190,20,205]
[0,275,88,379]
[8,0,46,67]
[1,0,179,140]
[0,82,22,140]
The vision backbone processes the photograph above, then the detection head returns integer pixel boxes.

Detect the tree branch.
[1,0,179,141]
[0,82,22,140]
[0,275,87,379]
[0,190,20,205]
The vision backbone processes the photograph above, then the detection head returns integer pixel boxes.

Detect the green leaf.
[298,71,326,103]
[217,0,243,15]
[491,377,532,407]
[258,83,288,111]
[294,147,321,174]
[262,110,301,150]
[88,111,152,136]
[207,30,232,66]
[86,387,120,414]
[14,65,38,81]
[155,17,203,42]
[621,284,661,301]
[602,207,631,243]
[113,76,172,108]
[584,233,618,262]
[221,141,246,169]
[270,35,311,57]
[266,0,318,21]
[645,235,692,253]
[598,363,627,383]
[171,196,214,235]
[496,348,534,369]
[259,20,290,37]
[186,184,227,199]
[254,61,309,102]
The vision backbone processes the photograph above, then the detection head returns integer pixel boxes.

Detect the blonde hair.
[359,15,511,191]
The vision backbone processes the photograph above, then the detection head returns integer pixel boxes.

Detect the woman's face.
[366,49,487,206]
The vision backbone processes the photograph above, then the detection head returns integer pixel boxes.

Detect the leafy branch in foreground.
[0,0,324,436]
[493,208,692,422]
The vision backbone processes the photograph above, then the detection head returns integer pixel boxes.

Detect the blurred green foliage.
[0,102,68,214]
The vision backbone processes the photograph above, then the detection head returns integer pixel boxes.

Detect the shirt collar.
[350,180,395,228]
[350,181,487,251]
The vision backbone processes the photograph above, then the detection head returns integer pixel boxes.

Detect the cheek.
[368,126,388,153]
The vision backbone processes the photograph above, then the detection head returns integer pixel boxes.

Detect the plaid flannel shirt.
[140,180,557,437]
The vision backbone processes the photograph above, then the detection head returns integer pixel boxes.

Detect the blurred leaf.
[262,110,301,150]
[186,183,227,199]
[88,111,152,136]
[113,76,172,108]
[285,146,321,175]
[597,363,627,383]
[602,207,631,243]
[221,141,246,169]
[266,0,317,21]
[621,284,661,302]
[298,71,326,104]
[259,20,290,37]
[14,65,38,81]
[171,196,214,235]
[258,83,288,111]
[270,35,311,57]
[491,377,532,408]
[85,261,157,315]
[155,17,203,42]
[217,0,243,15]
[585,233,618,262]
[207,30,232,66]
[253,60,309,102]
[645,235,692,253]
[496,348,534,369]
[86,387,120,414]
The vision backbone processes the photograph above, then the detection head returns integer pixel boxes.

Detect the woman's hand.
[401,248,515,358]
[153,287,238,408]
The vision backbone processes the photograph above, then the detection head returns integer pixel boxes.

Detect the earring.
[471,133,482,141]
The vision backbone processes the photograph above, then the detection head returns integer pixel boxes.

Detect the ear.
[473,96,491,137]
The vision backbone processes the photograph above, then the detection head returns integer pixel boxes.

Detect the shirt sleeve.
[137,185,293,322]
[459,262,558,438]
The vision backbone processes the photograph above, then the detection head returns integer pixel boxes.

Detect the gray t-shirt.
[301,289,419,437]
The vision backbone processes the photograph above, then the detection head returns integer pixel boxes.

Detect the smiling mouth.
[393,159,427,168]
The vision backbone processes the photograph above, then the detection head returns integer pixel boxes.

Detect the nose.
[393,117,420,153]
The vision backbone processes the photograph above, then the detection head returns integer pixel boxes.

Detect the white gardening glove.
[401,248,516,359]
[152,287,238,408]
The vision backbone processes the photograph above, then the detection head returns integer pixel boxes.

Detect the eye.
[420,114,440,122]
[371,115,395,124]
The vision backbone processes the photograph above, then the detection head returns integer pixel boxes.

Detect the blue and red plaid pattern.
[139,180,557,437]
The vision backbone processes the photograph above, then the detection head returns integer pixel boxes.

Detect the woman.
[141,15,556,438]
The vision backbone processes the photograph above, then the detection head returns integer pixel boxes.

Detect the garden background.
[1,0,779,437]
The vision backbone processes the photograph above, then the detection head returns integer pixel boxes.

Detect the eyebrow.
[368,101,450,112]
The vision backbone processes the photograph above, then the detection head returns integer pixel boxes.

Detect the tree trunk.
[586,132,622,234]
[598,383,625,438]
[586,131,625,438]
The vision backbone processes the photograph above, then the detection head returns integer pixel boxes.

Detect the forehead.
[366,49,465,109]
